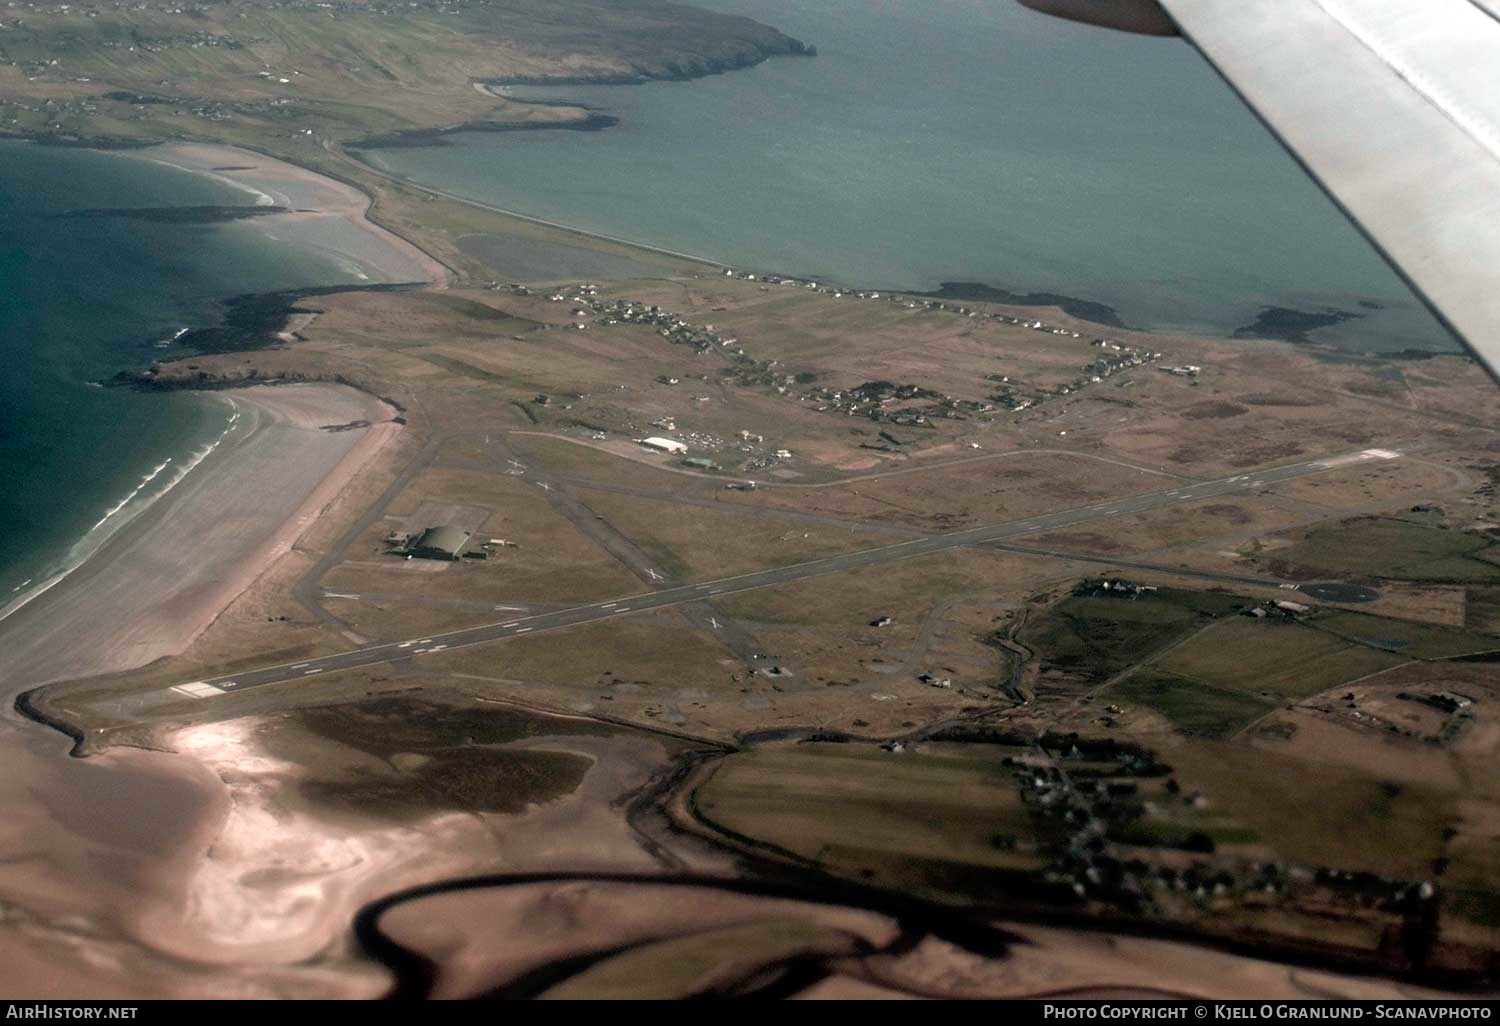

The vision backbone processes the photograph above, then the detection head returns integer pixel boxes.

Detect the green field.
[1110,670,1277,739]
[1151,618,1405,699]
[1465,588,1500,634]
[1166,743,1454,878]
[1022,590,1235,684]
[0,0,807,147]
[1314,611,1500,660]
[1279,519,1500,583]
[695,742,1047,899]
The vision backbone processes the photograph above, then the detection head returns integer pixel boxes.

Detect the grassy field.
[735,451,1166,532]
[1314,611,1500,660]
[1150,618,1406,699]
[695,741,1048,899]
[711,549,1029,629]
[1276,518,1500,583]
[576,486,885,581]
[1165,743,1454,879]
[0,0,807,147]
[1466,588,1500,633]
[1109,776,1259,850]
[1022,589,1240,685]
[424,618,735,696]
[1110,670,1276,739]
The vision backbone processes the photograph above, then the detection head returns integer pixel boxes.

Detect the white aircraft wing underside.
[1155,0,1500,379]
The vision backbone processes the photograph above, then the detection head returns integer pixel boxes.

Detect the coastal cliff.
[0,0,814,153]
[483,33,817,88]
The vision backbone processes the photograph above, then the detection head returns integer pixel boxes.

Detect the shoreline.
[0,138,449,637]
[349,143,1454,354]
[0,142,451,991]
[130,142,452,289]
[0,385,401,697]
[352,147,729,271]
[0,382,405,996]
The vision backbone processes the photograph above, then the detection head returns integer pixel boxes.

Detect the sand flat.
[0,382,409,994]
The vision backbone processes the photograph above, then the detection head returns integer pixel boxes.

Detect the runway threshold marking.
[171,682,225,699]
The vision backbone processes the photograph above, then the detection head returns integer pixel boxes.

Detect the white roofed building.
[639,436,688,455]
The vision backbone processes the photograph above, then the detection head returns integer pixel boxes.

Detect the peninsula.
[0,0,1497,1003]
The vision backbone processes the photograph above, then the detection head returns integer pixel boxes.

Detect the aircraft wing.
[1021,0,1500,381]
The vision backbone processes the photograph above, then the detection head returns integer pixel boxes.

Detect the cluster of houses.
[1081,339,1160,384]
[527,274,1189,470]
[792,344,1160,429]
[1038,343,1162,403]
[550,287,797,393]
[1315,687,1478,748]
[1407,691,1476,714]
[1075,578,1159,600]
[555,290,741,356]
[798,379,991,430]
[625,427,789,473]
[722,268,1096,342]
[1007,740,1436,930]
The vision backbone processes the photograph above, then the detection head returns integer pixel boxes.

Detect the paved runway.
[170,446,1405,700]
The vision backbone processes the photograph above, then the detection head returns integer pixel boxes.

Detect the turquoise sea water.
[0,141,351,607]
[365,0,1451,352]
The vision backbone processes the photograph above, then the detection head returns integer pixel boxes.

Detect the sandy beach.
[0,139,457,996]
[0,382,404,995]
[0,385,399,691]
[136,142,450,287]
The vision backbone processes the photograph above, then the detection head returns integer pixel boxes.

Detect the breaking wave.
[0,399,242,626]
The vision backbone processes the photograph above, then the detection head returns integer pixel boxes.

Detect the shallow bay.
[0,141,353,604]
[365,0,1451,353]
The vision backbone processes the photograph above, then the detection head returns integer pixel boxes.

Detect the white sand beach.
[0,141,453,997]
[0,385,398,690]
[137,142,450,287]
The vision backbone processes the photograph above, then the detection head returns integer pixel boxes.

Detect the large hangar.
[409,526,472,561]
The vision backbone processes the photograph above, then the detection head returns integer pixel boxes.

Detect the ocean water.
[365,0,1452,353]
[0,141,352,608]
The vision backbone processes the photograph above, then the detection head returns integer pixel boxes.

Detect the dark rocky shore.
[349,113,621,151]
[106,282,425,392]
[920,282,1130,330]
